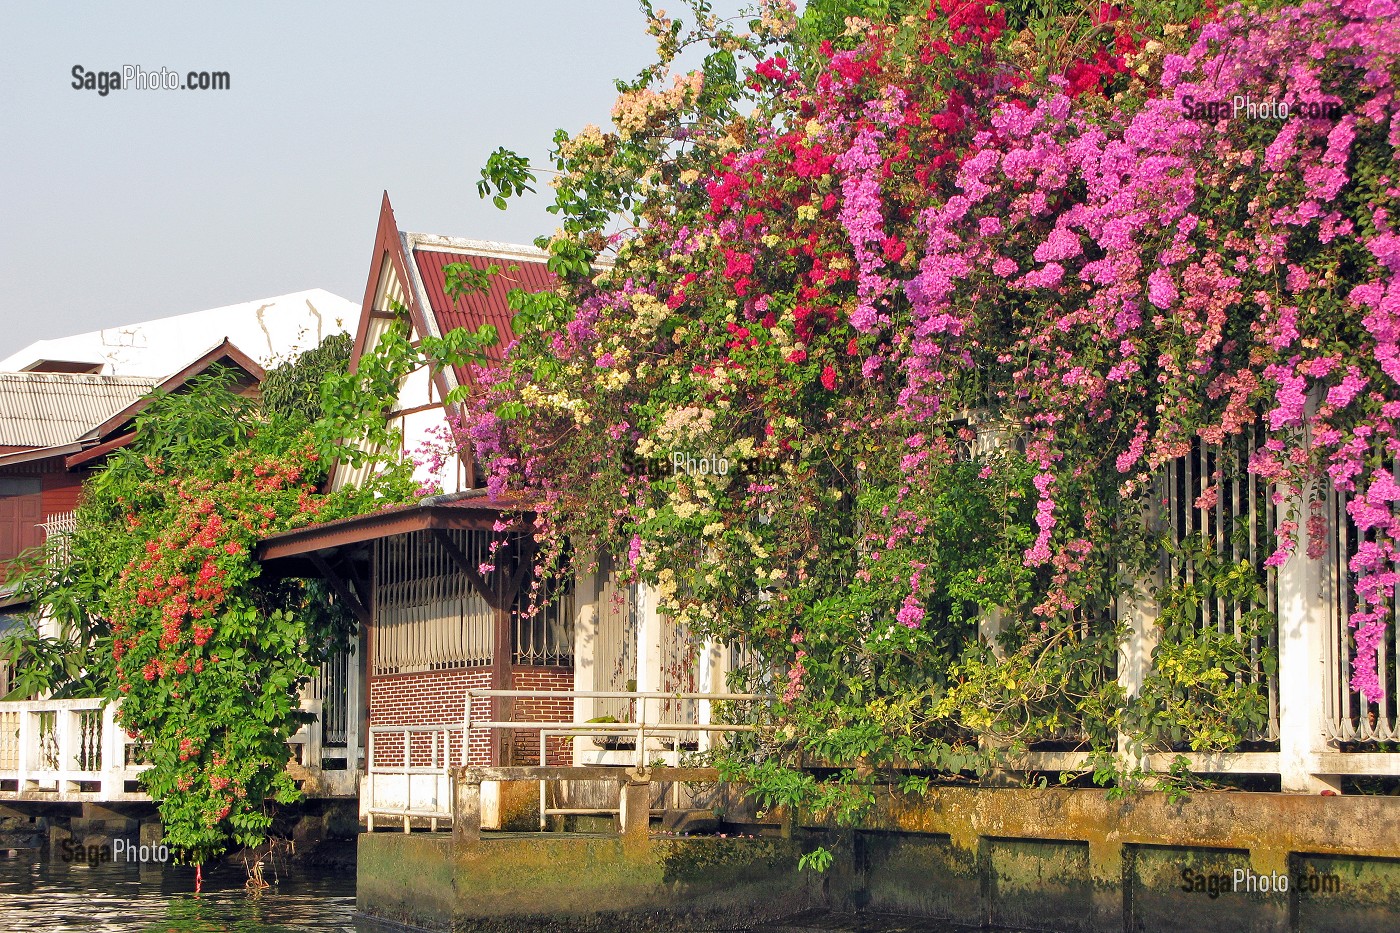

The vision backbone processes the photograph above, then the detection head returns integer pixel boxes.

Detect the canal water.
[0,855,357,933]
[0,854,1043,933]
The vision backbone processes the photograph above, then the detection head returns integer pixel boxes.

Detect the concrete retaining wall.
[357,784,1400,932]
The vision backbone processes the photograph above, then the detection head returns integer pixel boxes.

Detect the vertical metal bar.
[1214,445,1227,636]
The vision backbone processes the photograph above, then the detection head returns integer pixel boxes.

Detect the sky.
[0,1,748,361]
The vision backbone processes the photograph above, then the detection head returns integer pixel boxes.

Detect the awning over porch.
[255,489,533,567]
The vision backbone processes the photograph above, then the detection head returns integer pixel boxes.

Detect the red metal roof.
[411,249,556,392]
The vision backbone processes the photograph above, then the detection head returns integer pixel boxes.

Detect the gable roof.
[64,339,266,470]
[351,193,557,398]
[0,372,157,450]
[410,239,557,392]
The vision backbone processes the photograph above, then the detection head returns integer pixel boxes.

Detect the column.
[1277,489,1341,793]
[696,637,725,753]
[634,582,665,765]
[571,556,600,765]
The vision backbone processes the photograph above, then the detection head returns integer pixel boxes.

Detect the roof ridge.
[0,371,157,383]
[402,232,551,262]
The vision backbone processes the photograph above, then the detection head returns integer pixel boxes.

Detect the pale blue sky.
[0,1,747,359]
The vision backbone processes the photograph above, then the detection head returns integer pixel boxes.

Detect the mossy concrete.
[358,832,457,931]
[1131,845,1286,933]
[359,785,1400,932]
[818,787,1400,932]
[358,831,812,931]
[985,838,1095,933]
[1293,854,1400,933]
[840,832,980,925]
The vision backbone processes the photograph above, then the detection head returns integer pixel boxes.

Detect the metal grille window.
[373,529,575,674]
[372,531,495,675]
[1323,454,1400,743]
[511,561,575,667]
[312,647,352,748]
[1161,429,1280,743]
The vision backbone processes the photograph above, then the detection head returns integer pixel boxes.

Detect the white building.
[0,288,357,377]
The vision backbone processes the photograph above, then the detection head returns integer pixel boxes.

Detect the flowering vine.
[13,339,421,864]
[469,0,1397,804]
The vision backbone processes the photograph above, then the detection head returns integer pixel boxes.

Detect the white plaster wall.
[0,289,359,376]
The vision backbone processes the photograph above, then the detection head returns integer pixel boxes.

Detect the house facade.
[0,308,352,799]
[255,195,740,826]
[0,369,159,675]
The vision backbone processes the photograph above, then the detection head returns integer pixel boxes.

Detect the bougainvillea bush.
[471,0,1400,810]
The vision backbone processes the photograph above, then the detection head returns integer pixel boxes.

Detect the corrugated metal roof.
[0,372,157,448]
[410,247,557,392]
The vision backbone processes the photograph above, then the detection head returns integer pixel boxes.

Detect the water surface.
[0,854,356,933]
[0,852,1048,933]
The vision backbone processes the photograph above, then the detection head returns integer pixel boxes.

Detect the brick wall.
[511,666,573,766]
[367,665,575,767]
[368,667,493,767]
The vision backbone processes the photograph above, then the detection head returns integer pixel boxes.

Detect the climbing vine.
[8,321,496,864]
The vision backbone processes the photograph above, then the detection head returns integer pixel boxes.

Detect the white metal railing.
[463,688,767,770]
[464,688,767,832]
[0,698,149,800]
[39,510,78,567]
[363,724,460,832]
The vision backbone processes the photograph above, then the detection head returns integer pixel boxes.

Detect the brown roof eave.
[255,498,534,563]
[65,432,134,470]
[83,339,266,444]
[0,443,85,469]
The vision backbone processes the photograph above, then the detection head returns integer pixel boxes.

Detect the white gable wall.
[333,256,469,496]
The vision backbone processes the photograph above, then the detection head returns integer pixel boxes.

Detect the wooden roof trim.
[64,432,134,469]
[255,500,532,562]
[84,338,265,443]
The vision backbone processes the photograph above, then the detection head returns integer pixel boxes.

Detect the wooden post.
[362,543,376,778]
[492,606,513,766]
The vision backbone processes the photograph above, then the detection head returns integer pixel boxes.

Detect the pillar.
[571,556,600,765]
[1276,493,1341,793]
